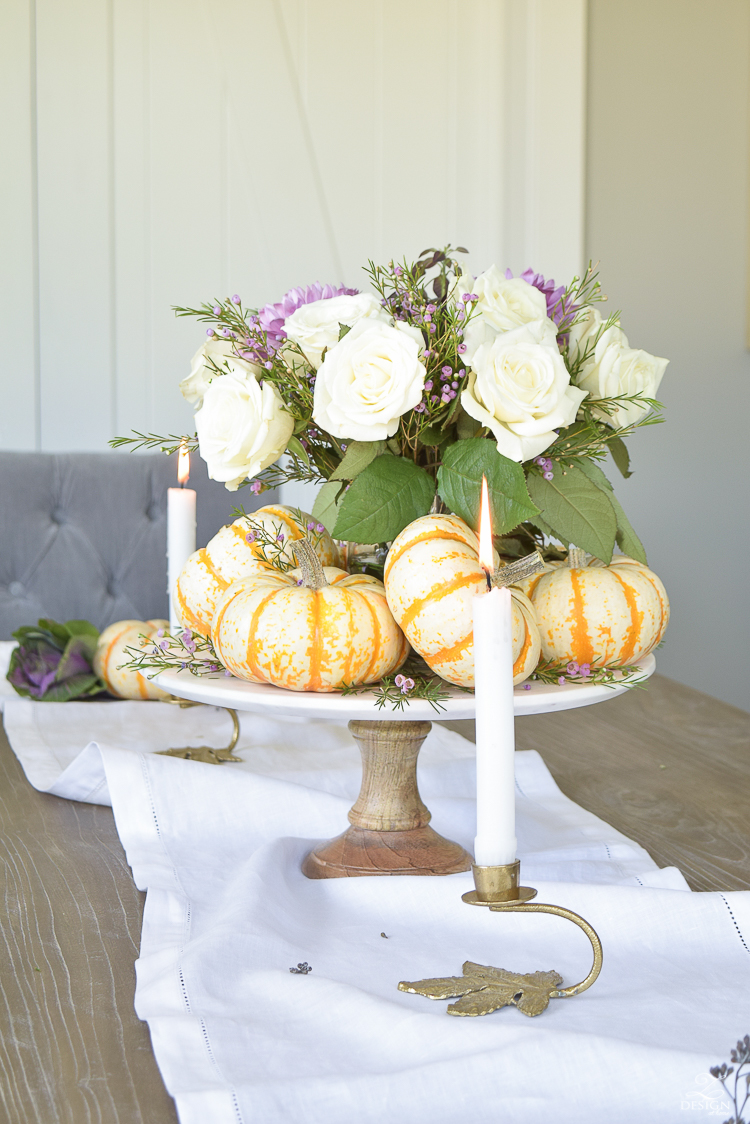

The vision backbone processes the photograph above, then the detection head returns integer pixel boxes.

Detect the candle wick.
[484,567,492,593]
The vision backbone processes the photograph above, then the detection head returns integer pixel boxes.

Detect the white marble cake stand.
[156,655,655,879]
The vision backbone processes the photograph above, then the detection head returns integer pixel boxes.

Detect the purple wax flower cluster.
[534,455,555,481]
[258,283,359,347]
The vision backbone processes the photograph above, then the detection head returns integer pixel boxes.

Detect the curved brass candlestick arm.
[398,861,603,1016]
[489,900,603,997]
[158,702,242,764]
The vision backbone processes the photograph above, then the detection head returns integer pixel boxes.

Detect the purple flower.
[558,676,566,685]
[543,470,554,481]
[182,629,192,641]
[504,267,576,327]
[224,669,232,677]
[424,380,433,391]
[250,480,263,494]
[212,305,221,316]
[458,343,467,354]
[258,283,359,352]
[245,530,257,543]
[566,661,580,676]
[232,294,241,304]
[206,328,214,336]
[523,683,531,690]
[276,532,285,543]
[395,674,415,694]
[315,523,325,533]
[579,663,592,678]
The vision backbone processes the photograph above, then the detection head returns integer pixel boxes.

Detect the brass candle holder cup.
[399,861,603,1017]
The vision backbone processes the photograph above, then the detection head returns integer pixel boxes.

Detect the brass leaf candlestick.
[398,861,603,1016]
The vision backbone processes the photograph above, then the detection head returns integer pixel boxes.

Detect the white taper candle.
[167,445,196,634]
[472,583,517,865]
[472,474,517,866]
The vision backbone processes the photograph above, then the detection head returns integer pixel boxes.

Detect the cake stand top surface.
[156,654,655,721]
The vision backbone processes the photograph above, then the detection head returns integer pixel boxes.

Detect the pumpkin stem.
[493,550,545,588]
[567,546,587,570]
[292,539,328,590]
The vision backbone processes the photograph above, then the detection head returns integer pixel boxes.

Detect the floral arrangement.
[113,246,667,565]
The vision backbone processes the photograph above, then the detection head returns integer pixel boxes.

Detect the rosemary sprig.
[120,629,226,679]
[339,673,453,713]
[109,431,198,455]
[528,658,646,690]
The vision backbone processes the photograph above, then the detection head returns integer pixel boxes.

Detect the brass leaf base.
[398,862,604,1016]
[399,961,563,1017]
[157,706,242,765]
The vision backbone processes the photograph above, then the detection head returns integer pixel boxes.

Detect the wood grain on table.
[0,672,748,1123]
[0,722,177,1124]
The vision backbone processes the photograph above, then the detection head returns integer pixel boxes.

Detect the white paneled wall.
[0,0,586,453]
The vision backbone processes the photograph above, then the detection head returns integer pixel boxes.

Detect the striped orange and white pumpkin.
[212,546,408,692]
[93,619,170,700]
[383,514,541,687]
[175,504,339,637]
[529,551,669,667]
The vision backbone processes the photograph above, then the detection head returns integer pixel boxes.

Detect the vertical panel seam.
[108,0,117,440]
[29,0,41,450]
[271,0,345,281]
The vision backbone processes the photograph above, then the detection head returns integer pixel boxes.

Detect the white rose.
[461,319,588,461]
[284,293,391,368]
[179,339,260,407]
[454,265,550,362]
[312,319,426,441]
[576,325,668,428]
[567,307,624,366]
[195,370,294,491]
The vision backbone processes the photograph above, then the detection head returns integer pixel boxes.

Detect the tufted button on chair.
[0,452,277,637]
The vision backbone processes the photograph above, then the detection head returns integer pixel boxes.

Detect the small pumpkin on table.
[175,504,339,637]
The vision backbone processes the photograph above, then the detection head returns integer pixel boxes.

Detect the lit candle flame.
[177,443,190,486]
[478,475,493,580]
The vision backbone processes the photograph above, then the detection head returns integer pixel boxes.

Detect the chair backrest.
[0,451,277,637]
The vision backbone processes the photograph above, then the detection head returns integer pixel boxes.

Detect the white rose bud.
[461,319,588,462]
[312,319,426,441]
[179,339,260,407]
[195,365,294,491]
[284,293,391,369]
[454,265,550,362]
[576,325,668,428]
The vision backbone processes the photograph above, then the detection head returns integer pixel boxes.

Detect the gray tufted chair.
[0,452,277,638]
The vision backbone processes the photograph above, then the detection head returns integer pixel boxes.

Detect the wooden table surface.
[1,673,748,1124]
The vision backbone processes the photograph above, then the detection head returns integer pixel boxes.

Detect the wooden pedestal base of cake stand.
[154,655,656,880]
[302,720,471,878]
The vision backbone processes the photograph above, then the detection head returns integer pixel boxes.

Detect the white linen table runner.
[2,656,749,1122]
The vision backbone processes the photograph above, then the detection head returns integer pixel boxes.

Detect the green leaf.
[332,456,435,542]
[609,436,633,478]
[418,426,444,447]
[437,438,539,535]
[286,434,311,465]
[609,493,648,564]
[62,619,100,639]
[41,672,105,702]
[574,461,647,564]
[311,480,346,535]
[576,458,613,490]
[528,513,559,541]
[526,463,617,562]
[328,440,386,481]
[338,322,352,341]
[456,408,481,440]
